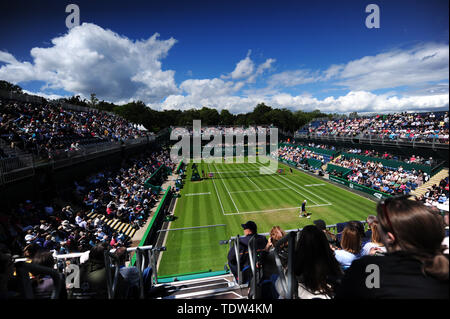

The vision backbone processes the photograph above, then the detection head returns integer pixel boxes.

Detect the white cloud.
[154,89,448,114]
[247,58,276,83]
[267,69,320,87]
[0,22,447,115]
[0,23,179,103]
[180,78,241,98]
[223,51,275,83]
[330,43,449,91]
[228,51,255,80]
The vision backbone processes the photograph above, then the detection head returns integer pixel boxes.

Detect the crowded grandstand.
[0,0,448,303]
[0,88,448,300]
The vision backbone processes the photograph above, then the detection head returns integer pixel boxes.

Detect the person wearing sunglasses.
[335,196,449,299]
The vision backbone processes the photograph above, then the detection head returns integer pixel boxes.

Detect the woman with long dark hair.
[293,225,343,299]
[336,196,449,299]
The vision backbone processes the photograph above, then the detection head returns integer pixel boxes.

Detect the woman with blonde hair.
[361,219,387,256]
[336,196,448,299]
[265,226,286,251]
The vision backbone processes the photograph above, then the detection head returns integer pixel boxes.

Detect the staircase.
[160,274,248,299]
[410,168,449,198]
[331,154,342,163]
[86,211,138,238]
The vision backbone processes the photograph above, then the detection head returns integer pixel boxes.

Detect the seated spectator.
[313,219,338,249]
[75,213,87,229]
[360,219,387,256]
[227,221,268,284]
[78,243,128,299]
[336,197,449,299]
[264,226,288,267]
[114,247,140,298]
[334,224,361,270]
[363,215,376,242]
[31,251,65,299]
[289,225,343,299]
[254,226,288,299]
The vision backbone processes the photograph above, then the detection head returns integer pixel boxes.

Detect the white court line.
[223,204,332,216]
[237,169,262,191]
[213,163,240,213]
[304,184,325,187]
[184,192,211,196]
[253,164,320,205]
[229,187,290,194]
[257,160,332,205]
[207,163,226,215]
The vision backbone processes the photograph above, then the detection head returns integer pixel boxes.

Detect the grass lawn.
[157,156,377,277]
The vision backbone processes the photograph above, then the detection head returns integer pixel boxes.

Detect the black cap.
[313,219,326,230]
[241,221,257,233]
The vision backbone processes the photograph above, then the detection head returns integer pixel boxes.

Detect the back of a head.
[341,226,361,255]
[114,246,128,265]
[89,242,109,264]
[366,215,376,226]
[370,220,383,245]
[32,251,55,269]
[377,197,448,280]
[295,225,342,292]
[347,220,365,239]
[270,226,286,247]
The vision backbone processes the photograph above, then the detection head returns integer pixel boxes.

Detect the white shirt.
[442,237,449,255]
[297,283,332,299]
[334,249,357,268]
[361,242,387,256]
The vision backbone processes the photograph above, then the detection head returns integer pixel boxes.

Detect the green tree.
[0,80,23,94]
[89,93,99,108]
[219,109,235,126]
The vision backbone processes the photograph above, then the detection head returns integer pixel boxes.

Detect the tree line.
[67,94,332,133]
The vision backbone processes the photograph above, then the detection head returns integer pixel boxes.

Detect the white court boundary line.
[255,161,332,205]
[222,204,332,216]
[254,164,320,205]
[237,169,262,191]
[207,163,226,215]
[213,163,240,213]
[304,184,325,187]
[184,192,211,196]
[205,160,333,216]
[229,187,290,194]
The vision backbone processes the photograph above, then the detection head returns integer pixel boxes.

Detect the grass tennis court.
[157,156,377,277]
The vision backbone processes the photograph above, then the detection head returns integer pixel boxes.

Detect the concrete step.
[163,274,247,299]
[411,168,449,197]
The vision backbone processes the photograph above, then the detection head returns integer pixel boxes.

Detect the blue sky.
[0,0,448,113]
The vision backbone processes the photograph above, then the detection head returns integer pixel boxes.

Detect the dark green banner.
[328,175,391,200]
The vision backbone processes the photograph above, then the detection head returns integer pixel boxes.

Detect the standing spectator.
[336,197,449,299]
